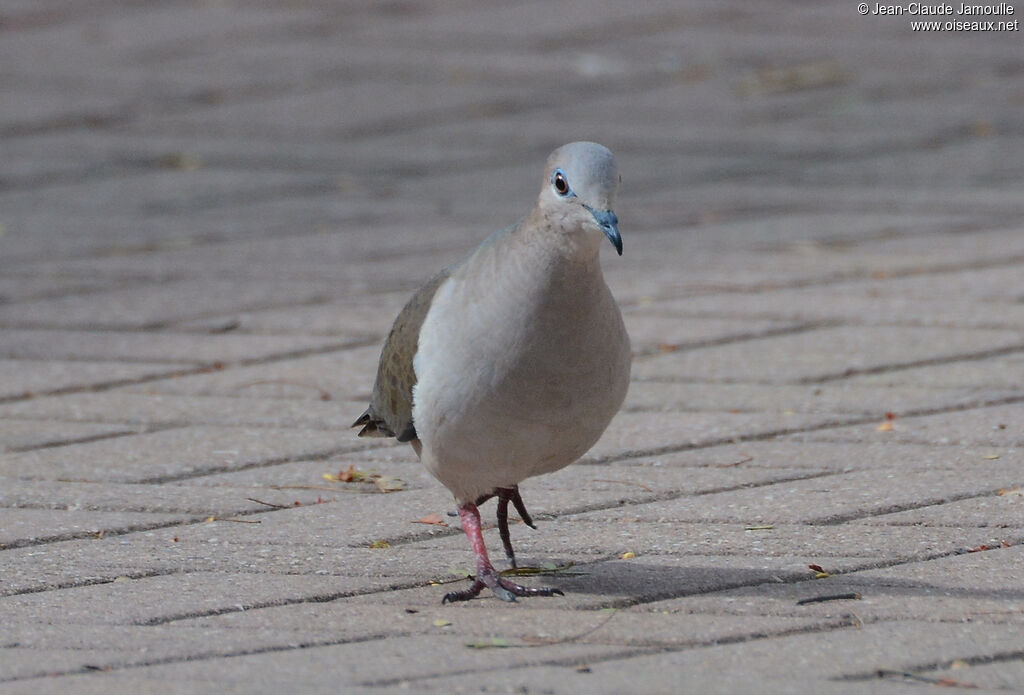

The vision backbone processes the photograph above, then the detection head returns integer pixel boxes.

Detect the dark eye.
[552,169,571,197]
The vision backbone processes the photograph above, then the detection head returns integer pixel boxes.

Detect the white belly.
[412,263,630,503]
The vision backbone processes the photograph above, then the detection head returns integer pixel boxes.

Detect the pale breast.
[412,258,630,502]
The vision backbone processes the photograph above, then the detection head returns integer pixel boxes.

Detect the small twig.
[711,454,754,468]
[796,592,862,605]
[246,497,290,510]
[205,516,261,524]
[876,670,980,689]
[270,484,373,494]
[522,609,620,646]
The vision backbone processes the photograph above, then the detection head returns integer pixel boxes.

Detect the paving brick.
[631,325,1024,384]
[117,346,381,401]
[0,329,349,365]
[0,425,370,483]
[0,508,187,549]
[0,392,371,430]
[789,402,1024,447]
[0,420,134,453]
[0,359,181,399]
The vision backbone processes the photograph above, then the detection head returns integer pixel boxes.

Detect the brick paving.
[1,1,1023,693]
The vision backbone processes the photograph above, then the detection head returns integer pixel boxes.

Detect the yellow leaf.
[876,421,894,432]
[433,618,452,628]
[982,454,1000,460]
[374,475,405,493]
[620,551,636,560]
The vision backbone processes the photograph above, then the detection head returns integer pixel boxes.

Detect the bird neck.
[520,207,604,267]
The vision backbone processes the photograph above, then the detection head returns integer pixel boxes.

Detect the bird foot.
[442,567,564,603]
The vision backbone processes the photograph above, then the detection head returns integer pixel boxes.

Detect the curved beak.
[586,206,622,255]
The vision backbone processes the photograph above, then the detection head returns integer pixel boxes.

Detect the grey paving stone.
[631,325,1024,384]
[580,410,836,462]
[0,425,370,483]
[176,292,412,338]
[0,392,372,430]
[646,276,1024,329]
[623,379,1010,416]
[0,359,181,400]
[0,508,188,549]
[0,478,313,517]
[32,634,625,691]
[0,421,135,453]
[0,279,338,330]
[566,459,1024,525]
[0,329,349,365]
[117,346,381,401]
[844,353,1024,390]
[186,600,835,651]
[789,402,1024,447]
[0,572,380,626]
[424,621,1024,695]
[622,313,801,353]
[859,494,1024,529]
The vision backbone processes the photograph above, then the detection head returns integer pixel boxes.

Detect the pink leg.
[442,503,564,603]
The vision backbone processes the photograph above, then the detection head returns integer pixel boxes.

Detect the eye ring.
[551,169,572,197]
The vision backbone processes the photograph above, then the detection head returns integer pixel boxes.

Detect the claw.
[442,502,562,603]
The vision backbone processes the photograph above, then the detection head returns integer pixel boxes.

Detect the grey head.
[537,141,622,255]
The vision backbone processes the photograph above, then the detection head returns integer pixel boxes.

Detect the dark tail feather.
[352,408,393,438]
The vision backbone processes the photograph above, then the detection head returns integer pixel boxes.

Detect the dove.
[354,142,630,602]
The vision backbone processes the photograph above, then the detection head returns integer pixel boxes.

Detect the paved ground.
[2,1,1023,693]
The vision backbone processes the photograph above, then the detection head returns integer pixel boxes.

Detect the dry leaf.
[412,513,448,527]
[876,421,894,432]
[620,551,636,560]
[368,540,390,549]
[374,475,405,493]
[465,637,513,649]
[433,618,452,628]
[982,454,1000,460]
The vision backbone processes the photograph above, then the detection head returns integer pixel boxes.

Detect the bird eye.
[552,169,572,197]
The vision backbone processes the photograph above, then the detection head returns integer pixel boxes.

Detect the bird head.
[538,141,622,256]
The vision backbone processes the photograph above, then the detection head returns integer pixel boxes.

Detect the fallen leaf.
[433,618,452,628]
[465,637,513,649]
[997,487,1022,497]
[325,465,364,483]
[808,564,825,573]
[745,524,774,531]
[501,562,584,577]
[368,540,390,549]
[620,551,636,560]
[876,421,894,432]
[412,513,448,527]
[374,475,405,493]
[982,454,1000,460]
